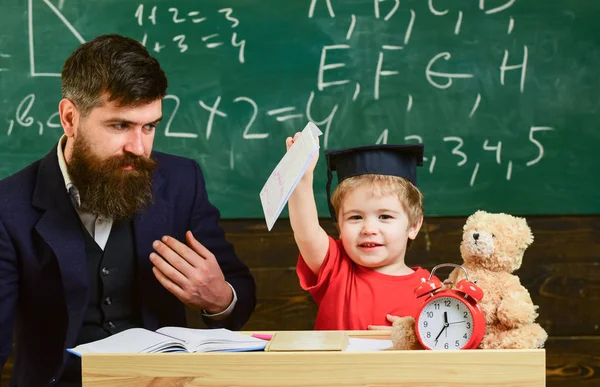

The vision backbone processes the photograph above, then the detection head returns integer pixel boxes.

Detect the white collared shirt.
[56,135,236,319]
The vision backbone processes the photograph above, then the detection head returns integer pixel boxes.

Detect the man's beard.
[67,133,157,220]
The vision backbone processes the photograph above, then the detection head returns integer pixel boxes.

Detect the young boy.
[286,133,431,330]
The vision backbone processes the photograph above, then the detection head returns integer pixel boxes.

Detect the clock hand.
[435,312,450,344]
[434,325,447,344]
[448,320,466,325]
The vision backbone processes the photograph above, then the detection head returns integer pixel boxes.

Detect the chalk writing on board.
[403,126,553,187]
[3,91,334,144]
[28,0,85,77]
[306,0,547,189]
[318,41,527,97]
[0,52,10,72]
[163,95,196,139]
[134,4,246,63]
[315,0,524,100]
[4,0,558,194]
[6,89,553,189]
[267,107,304,123]
[7,94,61,137]
[469,94,482,118]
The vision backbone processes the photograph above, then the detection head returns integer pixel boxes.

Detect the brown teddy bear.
[392,210,548,350]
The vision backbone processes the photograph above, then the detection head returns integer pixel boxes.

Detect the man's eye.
[143,124,157,131]
[113,123,126,130]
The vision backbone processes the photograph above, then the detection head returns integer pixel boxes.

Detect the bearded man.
[0,34,256,387]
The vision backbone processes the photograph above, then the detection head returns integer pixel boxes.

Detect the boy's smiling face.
[337,184,421,275]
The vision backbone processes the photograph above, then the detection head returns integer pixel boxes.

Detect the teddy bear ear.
[469,210,483,220]
[463,210,481,231]
[524,227,534,246]
[515,216,534,246]
[464,210,482,230]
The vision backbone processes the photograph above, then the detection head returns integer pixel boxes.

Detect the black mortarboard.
[325,144,424,221]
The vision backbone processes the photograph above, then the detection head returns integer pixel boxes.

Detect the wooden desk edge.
[82,332,546,387]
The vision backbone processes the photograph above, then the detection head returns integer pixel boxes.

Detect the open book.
[259,122,323,230]
[67,327,267,356]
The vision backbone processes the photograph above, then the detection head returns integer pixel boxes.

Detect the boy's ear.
[408,215,424,240]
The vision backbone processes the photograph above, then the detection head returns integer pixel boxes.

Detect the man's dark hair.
[61,34,168,116]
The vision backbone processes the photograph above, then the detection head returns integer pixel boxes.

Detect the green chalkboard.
[1,0,599,218]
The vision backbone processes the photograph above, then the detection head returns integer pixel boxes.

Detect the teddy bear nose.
[473,233,480,240]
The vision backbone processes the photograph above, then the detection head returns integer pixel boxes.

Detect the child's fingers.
[286,132,304,151]
[285,137,294,150]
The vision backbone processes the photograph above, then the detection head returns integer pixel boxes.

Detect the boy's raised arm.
[286,134,330,276]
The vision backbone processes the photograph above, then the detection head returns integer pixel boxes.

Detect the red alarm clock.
[414,263,485,350]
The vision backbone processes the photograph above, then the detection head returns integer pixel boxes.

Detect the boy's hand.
[367,314,401,330]
[286,132,319,179]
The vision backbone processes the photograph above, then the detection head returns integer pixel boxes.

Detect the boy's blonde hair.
[330,174,424,227]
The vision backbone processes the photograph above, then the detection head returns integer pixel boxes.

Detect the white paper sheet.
[260,122,322,230]
[346,338,393,351]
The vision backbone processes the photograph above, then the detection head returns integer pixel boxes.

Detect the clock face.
[417,296,475,350]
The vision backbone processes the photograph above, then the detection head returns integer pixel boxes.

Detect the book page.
[156,327,267,352]
[67,328,185,356]
[260,122,322,231]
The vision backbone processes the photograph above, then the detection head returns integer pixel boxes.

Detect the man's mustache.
[104,153,157,170]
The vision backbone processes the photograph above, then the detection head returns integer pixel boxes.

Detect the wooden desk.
[82,331,545,386]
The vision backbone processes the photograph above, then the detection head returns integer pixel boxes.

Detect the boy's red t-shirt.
[297,236,431,330]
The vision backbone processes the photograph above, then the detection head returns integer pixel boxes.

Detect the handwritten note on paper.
[260,122,322,231]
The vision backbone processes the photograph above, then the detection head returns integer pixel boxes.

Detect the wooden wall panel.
[227,216,600,268]
[546,336,600,386]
